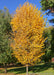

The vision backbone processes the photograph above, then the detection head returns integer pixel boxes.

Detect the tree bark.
[26,65,28,75]
[4,63,7,73]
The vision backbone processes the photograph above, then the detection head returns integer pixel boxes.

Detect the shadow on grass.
[8,67,26,74]
[30,63,54,73]
[7,63,54,74]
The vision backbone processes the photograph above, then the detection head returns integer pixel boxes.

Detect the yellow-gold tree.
[10,2,46,75]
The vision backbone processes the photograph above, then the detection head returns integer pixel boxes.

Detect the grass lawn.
[0,63,54,75]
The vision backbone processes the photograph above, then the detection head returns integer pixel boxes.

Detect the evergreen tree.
[40,0,54,23]
[40,0,54,13]
[0,8,17,73]
[43,27,54,62]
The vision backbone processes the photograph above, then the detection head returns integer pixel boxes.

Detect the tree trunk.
[4,63,7,73]
[26,65,28,75]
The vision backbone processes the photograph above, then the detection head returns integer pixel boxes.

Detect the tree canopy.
[43,26,54,62]
[40,0,54,13]
[11,2,46,66]
[0,8,17,73]
[0,7,11,34]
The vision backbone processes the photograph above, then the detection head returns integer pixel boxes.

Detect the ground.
[0,63,54,75]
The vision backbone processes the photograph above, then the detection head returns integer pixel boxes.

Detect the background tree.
[0,8,17,73]
[11,2,46,75]
[40,0,54,13]
[40,0,54,62]
[40,0,54,23]
[43,27,52,62]
[51,27,54,58]
[0,7,11,34]
[0,33,12,73]
[43,26,54,62]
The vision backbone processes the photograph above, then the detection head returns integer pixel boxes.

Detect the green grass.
[0,63,54,75]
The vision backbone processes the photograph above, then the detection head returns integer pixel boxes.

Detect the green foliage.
[0,34,11,64]
[0,7,11,34]
[51,27,54,57]
[40,0,54,11]
[0,8,17,65]
[43,27,54,62]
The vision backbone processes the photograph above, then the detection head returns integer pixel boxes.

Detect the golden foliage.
[11,2,46,65]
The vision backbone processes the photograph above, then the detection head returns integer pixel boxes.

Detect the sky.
[0,0,54,26]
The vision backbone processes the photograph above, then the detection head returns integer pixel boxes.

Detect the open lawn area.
[0,63,54,75]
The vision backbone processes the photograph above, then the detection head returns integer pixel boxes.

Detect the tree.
[0,8,17,73]
[11,2,46,75]
[40,0,54,61]
[51,26,54,57]
[40,0,54,23]
[0,33,11,73]
[43,27,52,62]
[0,7,11,34]
[40,0,54,13]
[43,26,54,62]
